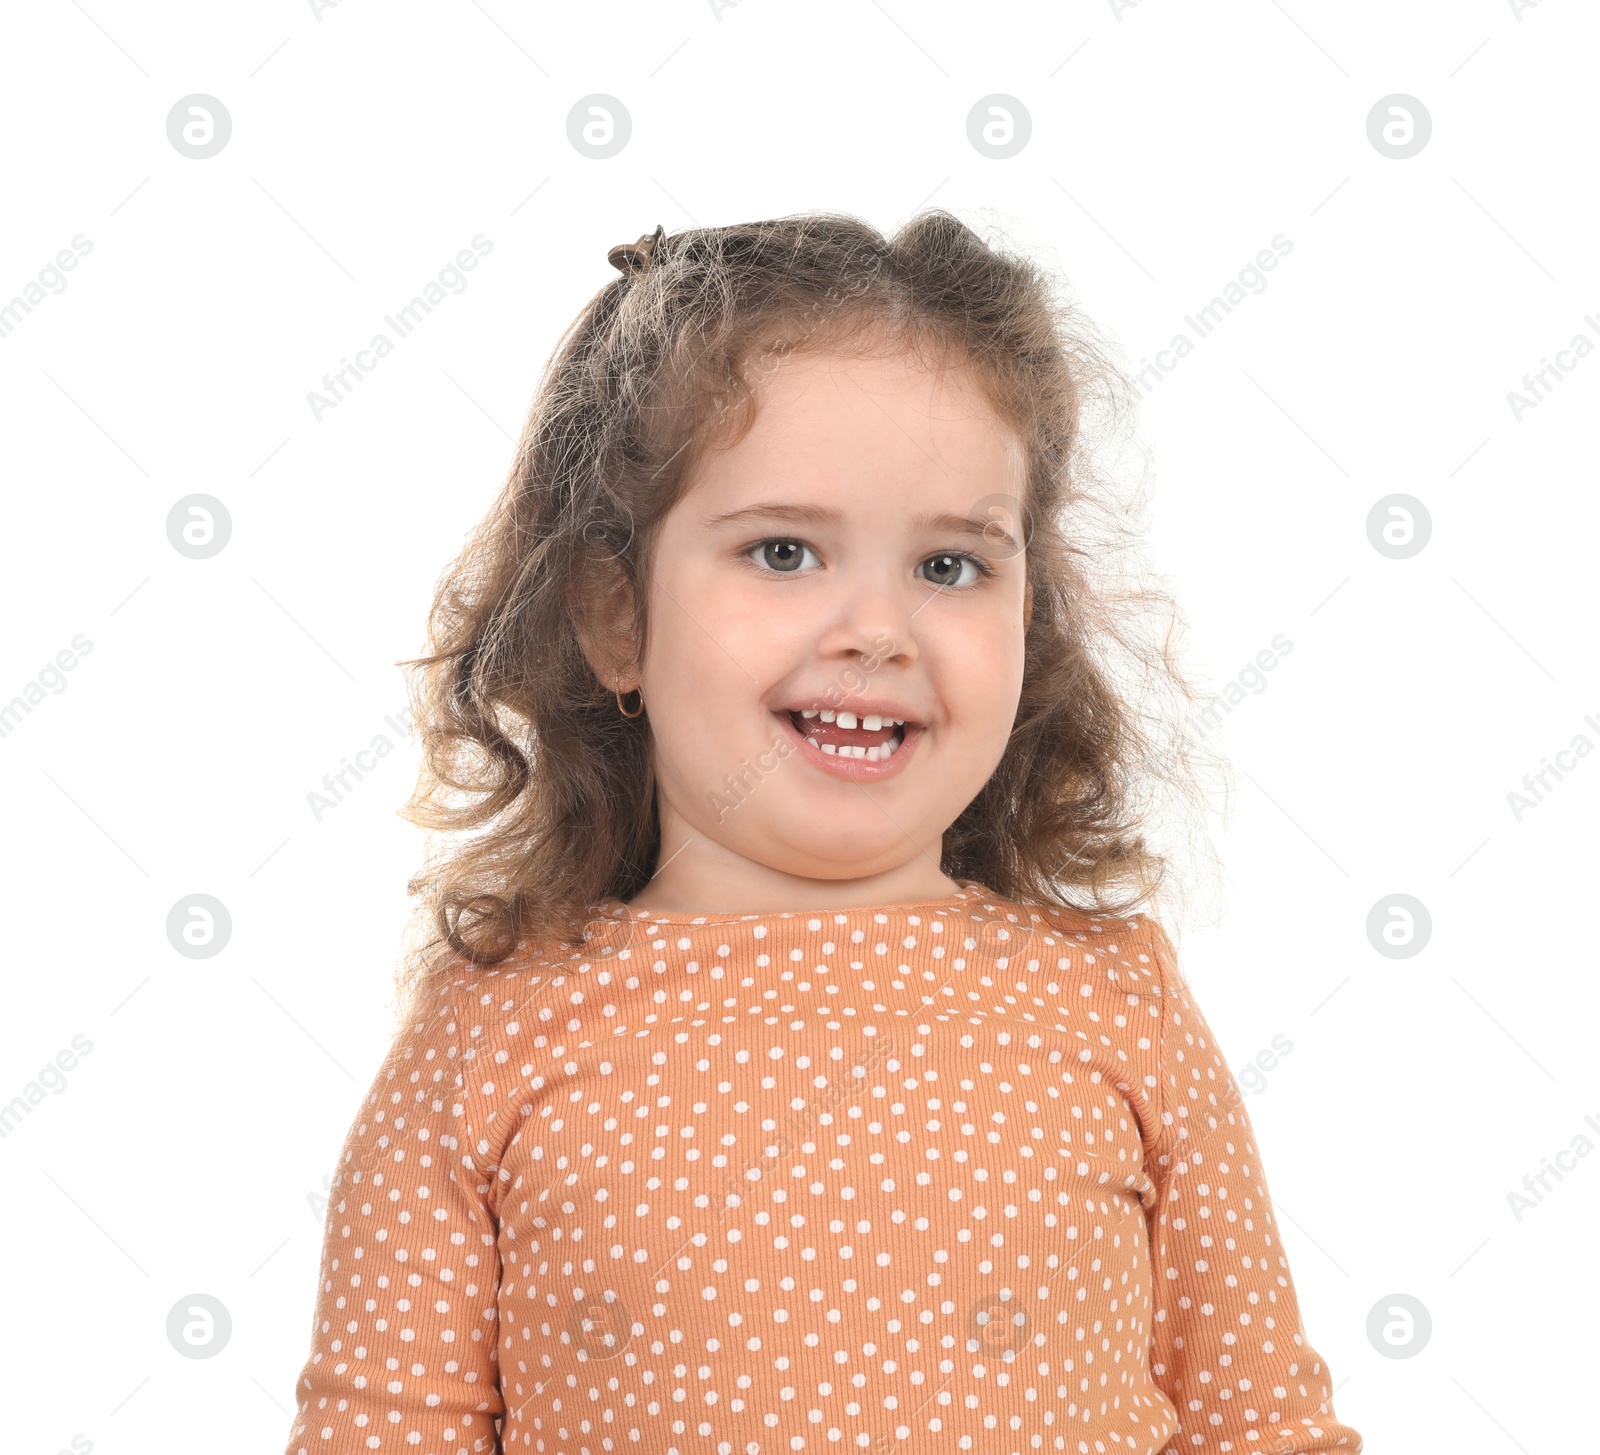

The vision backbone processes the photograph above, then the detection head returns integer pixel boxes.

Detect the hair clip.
[607,223,667,276]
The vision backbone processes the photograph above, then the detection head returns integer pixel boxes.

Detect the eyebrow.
[702,501,1018,551]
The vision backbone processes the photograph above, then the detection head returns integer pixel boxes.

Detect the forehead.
[751,342,1005,425]
[682,346,1024,514]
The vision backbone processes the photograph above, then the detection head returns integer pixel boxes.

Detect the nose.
[812,565,921,672]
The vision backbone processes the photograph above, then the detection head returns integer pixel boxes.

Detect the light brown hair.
[389,209,1226,1030]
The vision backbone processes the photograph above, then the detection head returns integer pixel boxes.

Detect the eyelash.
[742,538,997,589]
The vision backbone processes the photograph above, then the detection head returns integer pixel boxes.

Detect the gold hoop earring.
[616,685,644,718]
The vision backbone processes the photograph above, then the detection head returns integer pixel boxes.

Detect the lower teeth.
[786,711,904,762]
[808,736,899,761]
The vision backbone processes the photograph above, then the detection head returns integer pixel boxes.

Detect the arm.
[1142,921,1362,1454]
[283,996,506,1455]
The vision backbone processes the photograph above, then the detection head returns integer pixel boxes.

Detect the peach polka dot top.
[284,881,1362,1455]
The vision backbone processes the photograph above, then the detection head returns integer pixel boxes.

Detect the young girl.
[283,213,1362,1455]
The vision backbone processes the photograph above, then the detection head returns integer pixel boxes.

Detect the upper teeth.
[798,709,906,728]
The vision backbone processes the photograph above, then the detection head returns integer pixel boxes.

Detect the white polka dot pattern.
[284,885,1361,1454]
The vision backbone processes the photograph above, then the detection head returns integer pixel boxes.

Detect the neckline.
[591,879,996,927]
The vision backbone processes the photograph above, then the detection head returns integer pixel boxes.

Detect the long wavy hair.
[388,208,1231,1032]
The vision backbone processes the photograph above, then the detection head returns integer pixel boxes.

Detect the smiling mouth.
[783,709,908,761]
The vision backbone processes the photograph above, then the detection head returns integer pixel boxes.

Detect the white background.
[1,1,1594,1451]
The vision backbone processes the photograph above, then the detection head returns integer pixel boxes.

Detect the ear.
[1023,580,1034,630]
[569,559,641,690]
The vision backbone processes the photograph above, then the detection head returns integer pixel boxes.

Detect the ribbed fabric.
[284,881,1361,1455]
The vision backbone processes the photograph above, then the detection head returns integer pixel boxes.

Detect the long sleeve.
[1141,921,1362,1454]
[284,993,506,1455]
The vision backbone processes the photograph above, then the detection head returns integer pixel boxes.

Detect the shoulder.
[383,949,588,1092]
[959,890,1174,998]
[427,924,689,1078]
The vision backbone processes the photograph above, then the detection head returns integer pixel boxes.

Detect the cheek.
[943,608,1027,699]
[640,577,765,769]
[656,563,812,703]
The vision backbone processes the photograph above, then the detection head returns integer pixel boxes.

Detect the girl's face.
[621,344,1032,912]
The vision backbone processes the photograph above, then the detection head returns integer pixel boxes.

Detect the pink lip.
[772,709,924,783]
